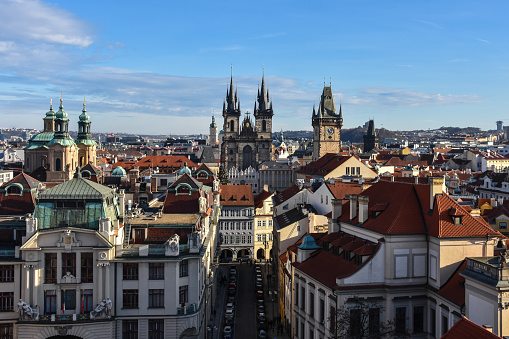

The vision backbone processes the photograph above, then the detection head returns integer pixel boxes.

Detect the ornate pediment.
[57,229,81,251]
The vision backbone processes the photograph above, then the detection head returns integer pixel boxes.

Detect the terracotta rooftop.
[325,182,363,200]
[297,153,351,176]
[441,317,502,339]
[274,184,301,206]
[219,185,254,206]
[254,190,273,209]
[437,260,466,307]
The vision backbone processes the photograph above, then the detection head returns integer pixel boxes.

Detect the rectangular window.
[148,319,164,339]
[357,167,360,175]
[134,228,144,241]
[241,235,246,243]
[123,263,139,280]
[0,324,12,339]
[62,252,76,276]
[122,289,138,308]
[430,255,437,280]
[395,255,408,278]
[0,266,14,282]
[61,289,76,310]
[346,167,350,175]
[81,289,93,313]
[149,289,164,308]
[369,307,380,335]
[430,308,436,337]
[269,220,272,226]
[301,286,305,310]
[179,286,188,305]
[248,222,252,230]
[81,252,93,283]
[330,306,336,334]
[295,283,299,308]
[500,221,507,229]
[247,235,252,244]
[319,299,325,324]
[442,315,448,336]
[413,306,424,333]
[122,320,138,339]
[309,292,314,317]
[395,307,407,335]
[0,292,13,311]
[257,234,262,242]
[45,253,57,283]
[150,263,165,280]
[179,260,188,277]
[262,220,266,227]
[350,309,362,337]
[44,290,56,314]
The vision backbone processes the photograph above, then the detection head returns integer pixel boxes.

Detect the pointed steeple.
[339,103,344,127]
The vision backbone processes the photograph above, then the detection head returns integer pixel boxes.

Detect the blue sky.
[0,0,508,134]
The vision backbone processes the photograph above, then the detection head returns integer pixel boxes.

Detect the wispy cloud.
[477,38,490,44]
[253,32,286,40]
[342,87,480,107]
[414,19,445,30]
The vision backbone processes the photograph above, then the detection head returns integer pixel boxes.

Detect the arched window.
[55,158,61,171]
[80,157,85,167]
[6,185,21,196]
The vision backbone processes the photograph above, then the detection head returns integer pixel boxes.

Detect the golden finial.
[50,98,52,106]
[60,91,63,102]
[84,96,86,107]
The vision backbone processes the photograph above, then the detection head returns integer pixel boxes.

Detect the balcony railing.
[177,303,197,315]
[36,313,92,322]
[466,257,509,281]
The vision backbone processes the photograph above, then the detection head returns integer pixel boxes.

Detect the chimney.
[429,177,445,210]
[358,195,369,224]
[350,194,358,220]
[329,199,342,234]
[414,176,419,184]
[390,175,394,182]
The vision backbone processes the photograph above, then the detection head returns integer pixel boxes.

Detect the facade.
[25,98,97,182]
[208,116,218,147]
[258,161,295,193]
[253,191,274,261]
[312,85,343,161]
[227,166,260,192]
[7,170,220,338]
[279,178,505,338]
[220,75,273,170]
[218,185,254,261]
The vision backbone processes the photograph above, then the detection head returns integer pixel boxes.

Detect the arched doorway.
[220,249,233,260]
[257,248,265,260]
[242,145,252,170]
[237,248,250,259]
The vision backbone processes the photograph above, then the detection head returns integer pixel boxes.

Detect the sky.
[0,0,508,135]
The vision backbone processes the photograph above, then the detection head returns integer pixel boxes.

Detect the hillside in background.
[281,127,399,143]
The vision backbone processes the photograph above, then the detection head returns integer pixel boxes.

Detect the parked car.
[223,325,232,334]
[228,287,236,296]
[255,281,263,290]
[257,312,266,322]
[256,290,264,299]
[258,330,267,338]
[229,282,237,289]
[258,321,266,330]
[226,302,234,311]
[227,296,235,304]
[220,257,232,263]
[229,267,237,276]
[225,309,234,319]
[224,318,234,326]
[256,299,264,307]
[229,277,237,284]
[258,304,264,313]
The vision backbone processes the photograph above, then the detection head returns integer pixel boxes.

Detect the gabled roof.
[441,317,502,339]
[297,153,351,176]
[219,185,254,206]
[0,172,42,190]
[274,184,301,206]
[274,206,314,230]
[254,190,273,209]
[132,155,198,171]
[338,180,501,237]
[325,182,363,199]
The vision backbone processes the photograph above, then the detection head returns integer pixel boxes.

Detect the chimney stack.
[350,194,358,221]
[358,195,369,224]
[429,177,445,210]
[329,199,342,234]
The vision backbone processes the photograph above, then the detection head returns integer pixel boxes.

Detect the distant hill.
[275,127,399,143]
[438,126,481,134]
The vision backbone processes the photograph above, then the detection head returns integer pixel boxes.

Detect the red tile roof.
[254,190,273,209]
[337,180,501,237]
[441,317,502,339]
[219,185,254,206]
[325,182,363,199]
[133,155,197,172]
[297,153,352,176]
[274,184,301,206]
[437,260,466,307]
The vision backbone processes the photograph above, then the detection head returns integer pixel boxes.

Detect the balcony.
[465,257,509,282]
[177,303,198,315]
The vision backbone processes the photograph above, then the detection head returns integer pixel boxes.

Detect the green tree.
[218,166,229,185]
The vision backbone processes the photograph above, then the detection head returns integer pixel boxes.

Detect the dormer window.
[452,216,463,225]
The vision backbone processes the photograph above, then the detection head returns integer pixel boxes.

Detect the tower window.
[262,120,267,132]
[55,158,61,171]
[230,120,235,132]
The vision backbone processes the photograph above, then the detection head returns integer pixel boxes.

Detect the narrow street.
[234,263,257,338]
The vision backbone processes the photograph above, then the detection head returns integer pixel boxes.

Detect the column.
[97,263,103,302]
[56,286,61,315]
[76,286,80,315]
[104,263,110,300]
[76,252,81,283]
[56,252,62,284]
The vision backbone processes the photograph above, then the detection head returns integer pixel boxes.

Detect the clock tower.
[312,84,343,161]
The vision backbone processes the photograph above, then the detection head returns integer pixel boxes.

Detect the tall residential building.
[220,74,273,170]
[312,85,343,161]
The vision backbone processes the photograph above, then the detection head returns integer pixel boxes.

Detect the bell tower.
[220,73,241,169]
[312,83,343,161]
[254,74,274,163]
[76,99,97,167]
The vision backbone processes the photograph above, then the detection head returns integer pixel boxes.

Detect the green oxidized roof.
[79,102,90,123]
[55,98,69,121]
[25,131,55,149]
[75,139,96,146]
[34,177,119,230]
[111,166,127,177]
[47,137,76,147]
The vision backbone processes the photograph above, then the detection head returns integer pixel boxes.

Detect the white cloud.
[0,0,93,47]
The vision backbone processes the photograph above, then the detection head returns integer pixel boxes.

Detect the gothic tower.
[363,119,379,152]
[220,74,242,168]
[209,115,218,146]
[312,84,343,161]
[254,74,273,164]
[76,99,97,167]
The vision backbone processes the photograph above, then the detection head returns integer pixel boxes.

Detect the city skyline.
[0,0,508,134]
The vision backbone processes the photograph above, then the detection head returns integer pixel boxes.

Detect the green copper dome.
[111,166,127,177]
[210,115,217,128]
[178,163,192,176]
[79,102,90,123]
[55,98,69,121]
[297,234,320,250]
[45,99,56,119]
